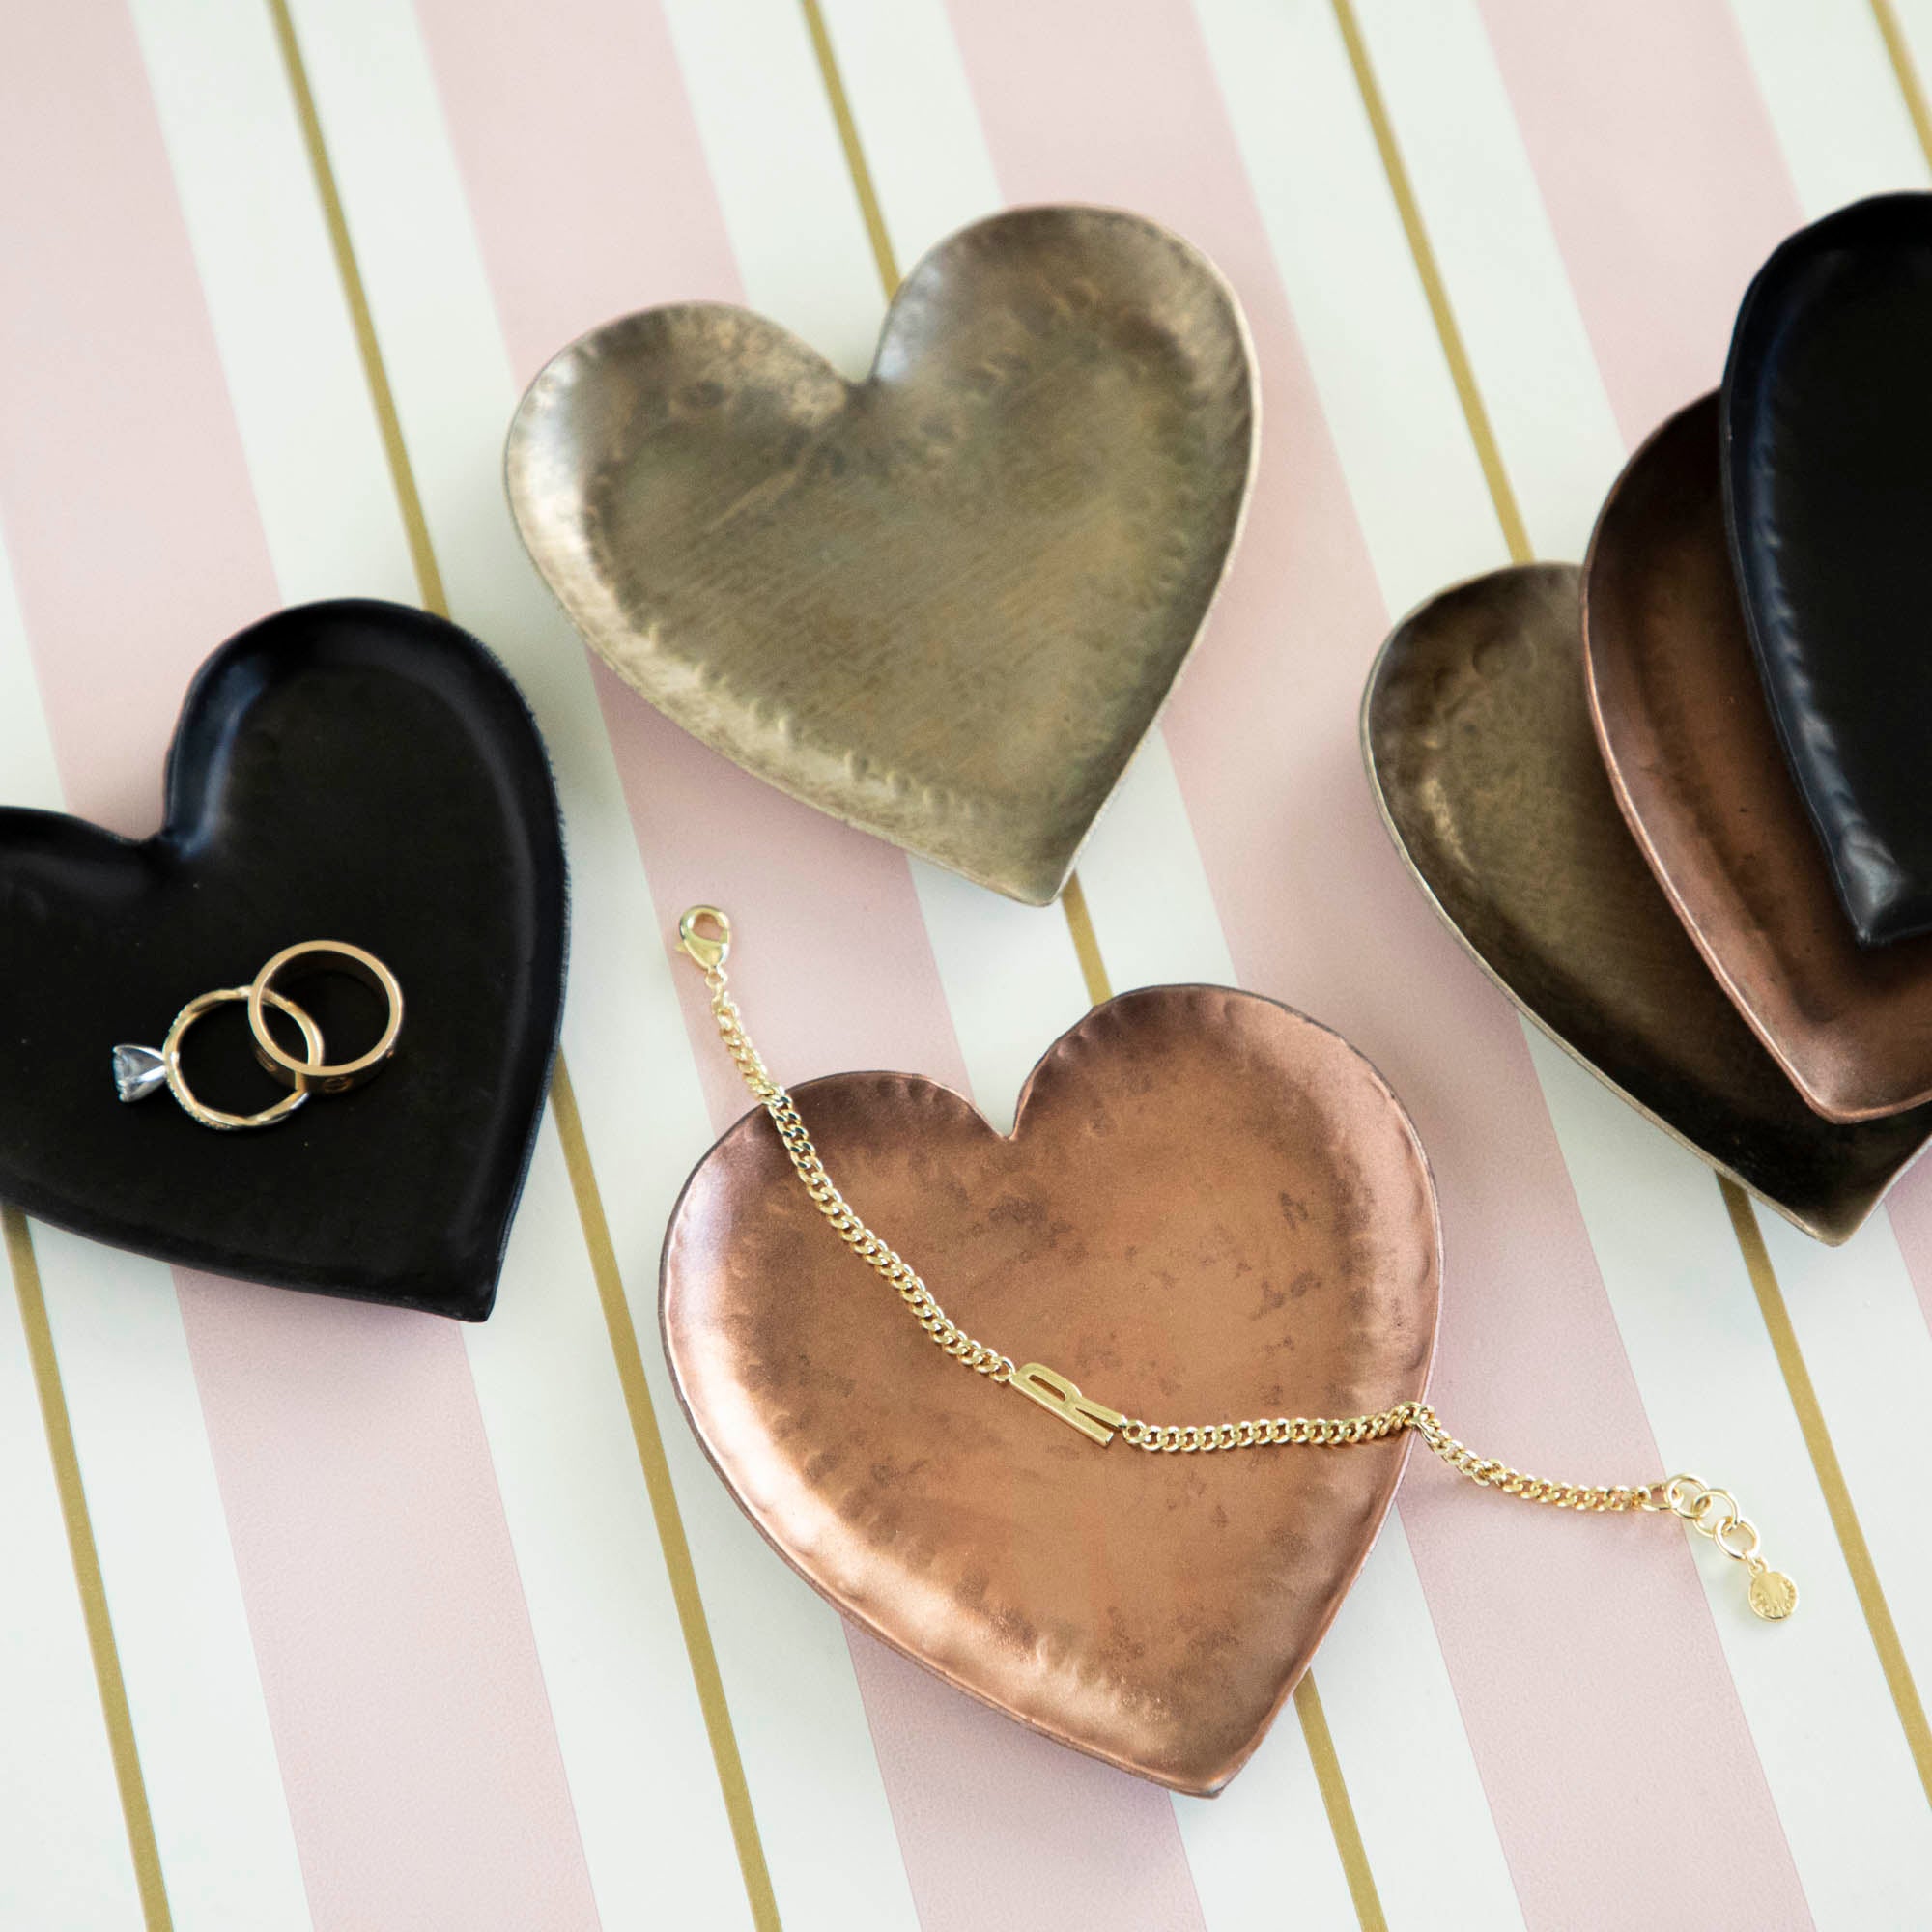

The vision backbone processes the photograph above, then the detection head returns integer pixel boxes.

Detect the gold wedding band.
[247,940,405,1093]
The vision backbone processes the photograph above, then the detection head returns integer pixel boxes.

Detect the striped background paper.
[3,3,1932,1927]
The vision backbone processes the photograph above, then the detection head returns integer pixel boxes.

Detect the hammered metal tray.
[1362,563,1932,1243]
[506,206,1258,905]
[663,986,1437,1794]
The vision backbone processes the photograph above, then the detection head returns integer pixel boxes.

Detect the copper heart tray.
[506,206,1258,905]
[661,986,1438,1794]
[1584,395,1932,1122]
[1362,564,1932,1243]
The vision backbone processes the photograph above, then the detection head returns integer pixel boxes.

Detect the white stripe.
[1729,0,1929,217]
[1349,2,1932,1917]
[819,1,1524,1920]
[0,1251,142,1928]
[280,2,917,1923]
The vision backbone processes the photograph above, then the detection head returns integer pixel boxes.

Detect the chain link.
[1117,1400,1654,1511]
[676,906,1794,1617]
[696,941,1014,1385]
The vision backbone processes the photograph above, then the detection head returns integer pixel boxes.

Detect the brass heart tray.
[1362,563,1932,1243]
[506,207,1258,904]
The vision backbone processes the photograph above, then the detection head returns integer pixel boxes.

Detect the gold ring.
[246,941,404,1093]
[150,986,325,1132]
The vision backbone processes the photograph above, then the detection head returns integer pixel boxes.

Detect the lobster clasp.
[678,905,732,973]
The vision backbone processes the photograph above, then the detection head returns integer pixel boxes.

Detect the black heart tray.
[0,600,567,1320]
[1724,191,1932,948]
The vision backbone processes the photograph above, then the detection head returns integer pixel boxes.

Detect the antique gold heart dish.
[506,207,1258,904]
[661,986,1437,1793]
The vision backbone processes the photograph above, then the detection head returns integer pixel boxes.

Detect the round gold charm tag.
[1749,1569,1799,1621]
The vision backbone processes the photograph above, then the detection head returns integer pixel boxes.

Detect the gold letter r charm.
[1009,1363,1125,1446]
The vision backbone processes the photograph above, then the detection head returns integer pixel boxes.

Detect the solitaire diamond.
[112,1043,167,1104]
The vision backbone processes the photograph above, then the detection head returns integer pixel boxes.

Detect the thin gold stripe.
[549,1066,783,1927]
[1720,1182,1932,1802]
[1293,1677,1389,1932]
[1336,0,1932,1809]
[1871,0,1932,170]
[266,9,781,1917]
[1329,0,1532,566]
[1058,873,1114,1007]
[799,0,901,296]
[267,0,449,619]
[5,1210,174,1930]
[799,7,1388,1911]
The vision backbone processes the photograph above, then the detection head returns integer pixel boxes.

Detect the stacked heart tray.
[1363,194,1932,1244]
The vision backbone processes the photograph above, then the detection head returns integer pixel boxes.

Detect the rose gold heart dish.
[660,985,1439,1794]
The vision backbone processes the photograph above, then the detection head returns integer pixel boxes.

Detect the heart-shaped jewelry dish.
[662,985,1438,1794]
[1585,395,1932,1123]
[1363,565,1932,1243]
[1724,193,1932,947]
[0,600,568,1320]
[506,206,1258,906]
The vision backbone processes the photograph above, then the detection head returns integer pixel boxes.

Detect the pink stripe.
[944,2,1806,1927]
[413,0,1208,1920]
[1885,1179,1932,1338]
[1477,0,1800,451]
[175,1279,596,1927]
[0,6,597,1925]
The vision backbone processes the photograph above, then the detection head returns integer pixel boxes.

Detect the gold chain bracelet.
[676,906,1798,1623]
